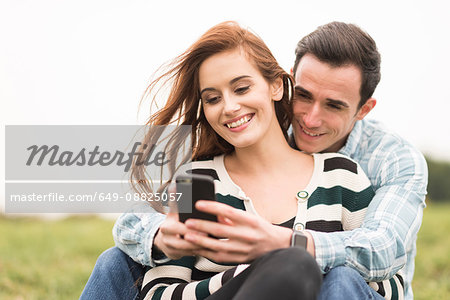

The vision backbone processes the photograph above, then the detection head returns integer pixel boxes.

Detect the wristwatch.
[290,230,307,249]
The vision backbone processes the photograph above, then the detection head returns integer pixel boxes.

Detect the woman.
[128,21,375,300]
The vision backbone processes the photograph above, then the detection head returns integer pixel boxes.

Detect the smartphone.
[175,174,218,223]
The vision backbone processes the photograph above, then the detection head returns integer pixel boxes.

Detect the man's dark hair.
[293,21,381,107]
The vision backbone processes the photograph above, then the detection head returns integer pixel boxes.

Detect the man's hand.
[183,200,293,263]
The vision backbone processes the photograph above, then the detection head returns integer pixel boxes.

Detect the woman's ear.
[271,77,284,101]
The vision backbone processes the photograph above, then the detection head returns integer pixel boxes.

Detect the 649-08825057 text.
[8,192,183,203]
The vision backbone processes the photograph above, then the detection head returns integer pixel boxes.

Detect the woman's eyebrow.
[200,87,215,96]
[200,75,252,96]
[229,75,251,85]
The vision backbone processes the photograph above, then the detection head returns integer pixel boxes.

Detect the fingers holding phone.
[153,175,216,260]
[154,212,201,260]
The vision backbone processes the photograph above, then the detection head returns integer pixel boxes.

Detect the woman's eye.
[205,96,219,104]
[235,86,250,94]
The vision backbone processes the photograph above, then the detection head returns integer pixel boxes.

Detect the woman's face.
[198,49,283,150]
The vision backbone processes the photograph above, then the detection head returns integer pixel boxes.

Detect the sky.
[1,0,450,211]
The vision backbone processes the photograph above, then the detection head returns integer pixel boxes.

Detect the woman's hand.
[183,200,293,263]
[153,211,207,260]
[153,184,207,260]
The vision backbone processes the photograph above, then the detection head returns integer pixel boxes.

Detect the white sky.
[1,0,450,174]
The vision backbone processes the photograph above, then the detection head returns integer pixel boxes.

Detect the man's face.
[292,54,375,153]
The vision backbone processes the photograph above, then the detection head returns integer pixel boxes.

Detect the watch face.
[291,231,307,249]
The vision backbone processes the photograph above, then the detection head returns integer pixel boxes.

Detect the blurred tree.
[425,156,450,202]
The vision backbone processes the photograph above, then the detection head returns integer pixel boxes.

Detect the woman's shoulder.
[312,152,371,189]
[177,154,225,181]
[313,152,360,173]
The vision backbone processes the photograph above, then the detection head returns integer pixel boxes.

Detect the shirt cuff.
[142,215,167,267]
[307,230,347,274]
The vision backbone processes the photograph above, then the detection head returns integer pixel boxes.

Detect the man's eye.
[235,86,250,94]
[294,93,310,101]
[327,103,342,110]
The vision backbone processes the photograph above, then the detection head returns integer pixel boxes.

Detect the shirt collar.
[339,120,364,157]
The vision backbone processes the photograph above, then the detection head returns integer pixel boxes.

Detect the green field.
[1,203,449,299]
[411,202,450,299]
[0,216,115,299]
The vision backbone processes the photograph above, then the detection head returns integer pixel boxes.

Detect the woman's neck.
[226,125,304,176]
[223,121,314,225]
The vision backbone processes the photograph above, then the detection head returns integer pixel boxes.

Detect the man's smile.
[297,122,324,138]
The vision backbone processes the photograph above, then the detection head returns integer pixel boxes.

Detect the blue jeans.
[318,266,384,300]
[80,247,145,300]
[81,247,383,300]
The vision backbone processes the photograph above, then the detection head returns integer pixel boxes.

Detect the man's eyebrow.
[200,75,251,96]
[294,85,349,108]
[326,98,349,108]
[294,85,312,98]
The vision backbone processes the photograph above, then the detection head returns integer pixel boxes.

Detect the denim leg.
[80,247,145,300]
[318,266,384,300]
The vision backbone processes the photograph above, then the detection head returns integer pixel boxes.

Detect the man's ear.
[271,77,284,101]
[356,98,376,120]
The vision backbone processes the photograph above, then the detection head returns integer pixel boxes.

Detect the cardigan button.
[294,223,305,231]
[296,191,308,202]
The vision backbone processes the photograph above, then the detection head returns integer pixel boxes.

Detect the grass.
[0,203,449,299]
[412,202,450,299]
[0,216,115,300]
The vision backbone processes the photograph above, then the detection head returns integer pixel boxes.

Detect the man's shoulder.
[344,119,427,187]
[346,119,422,158]
[356,119,404,145]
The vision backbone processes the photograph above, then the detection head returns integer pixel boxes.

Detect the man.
[287,22,427,299]
[81,22,427,300]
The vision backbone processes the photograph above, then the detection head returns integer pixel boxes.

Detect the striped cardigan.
[140,153,403,300]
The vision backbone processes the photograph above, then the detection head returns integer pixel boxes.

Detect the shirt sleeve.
[112,164,192,266]
[112,201,168,266]
[141,262,249,299]
[309,145,428,281]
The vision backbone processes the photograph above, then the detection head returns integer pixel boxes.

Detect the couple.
[81,21,427,300]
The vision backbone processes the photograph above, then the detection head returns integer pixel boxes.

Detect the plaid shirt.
[113,119,427,300]
[310,119,427,300]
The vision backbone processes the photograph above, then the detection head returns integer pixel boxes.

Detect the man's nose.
[303,104,322,128]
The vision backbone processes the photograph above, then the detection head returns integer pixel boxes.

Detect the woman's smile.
[224,113,254,131]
